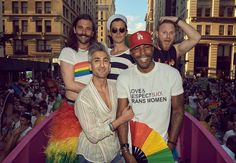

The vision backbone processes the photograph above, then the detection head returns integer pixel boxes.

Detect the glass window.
[228,25,233,35]
[197,25,202,35]
[21,2,27,14]
[227,7,233,17]
[22,20,28,32]
[219,7,224,17]
[205,8,211,17]
[37,40,51,52]
[197,8,202,17]
[36,20,42,32]
[219,25,224,35]
[14,40,27,55]
[44,2,51,14]
[205,25,211,35]
[12,2,19,14]
[13,20,19,33]
[45,20,51,32]
[2,2,4,13]
[35,2,42,14]
[217,44,231,57]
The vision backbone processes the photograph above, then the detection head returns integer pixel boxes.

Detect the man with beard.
[154,16,201,69]
[45,14,96,163]
[116,31,184,163]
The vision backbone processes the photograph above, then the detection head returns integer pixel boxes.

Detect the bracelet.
[167,140,177,146]
[175,17,181,25]
[121,143,129,150]
[108,122,115,132]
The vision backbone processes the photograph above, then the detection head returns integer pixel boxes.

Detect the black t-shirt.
[153,45,179,69]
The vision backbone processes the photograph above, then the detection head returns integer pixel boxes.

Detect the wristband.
[168,140,177,146]
[175,17,181,25]
[121,143,129,150]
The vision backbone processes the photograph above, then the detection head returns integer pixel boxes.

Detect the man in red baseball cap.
[116,31,185,162]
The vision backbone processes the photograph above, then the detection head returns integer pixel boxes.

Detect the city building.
[146,0,236,79]
[1,0,97,82]
[0,0,3,57]
[96,0,115,46]
[2,0,97,63]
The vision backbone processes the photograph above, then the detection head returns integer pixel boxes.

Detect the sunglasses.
[111,28,126,34]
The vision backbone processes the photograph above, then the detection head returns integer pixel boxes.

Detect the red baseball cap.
[129,31,153,50]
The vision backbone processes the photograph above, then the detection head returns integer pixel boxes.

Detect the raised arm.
[160,16,201,57]
[168,93,184,150]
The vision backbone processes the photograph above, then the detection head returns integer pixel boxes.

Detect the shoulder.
[157,62,180,75]
[60,47,76,54]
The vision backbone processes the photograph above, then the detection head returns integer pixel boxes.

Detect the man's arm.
[117,98,137,163]
[160,16,201,57]
[168,93,184,150]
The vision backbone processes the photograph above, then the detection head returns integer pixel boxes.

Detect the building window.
[3,20,5,32]
[45,20,51,32]
[217,44,231,57]
[228,25,233,35]
[219,25,224,35]
[35,2,42,14]
[22,20,28,32]
[205,25,211,35]
[227,7,233,17]
[205,8,211,17]
[14,40,27,55]
[197,25,202,34]
[13,20,19,33]
[219,7,224,17]
[2,1,4,13]
[12,2,19,14]
[37,40,51,52]
[36,20,42,32]
[44,2,51,14]
[197,8,202,17]
[21,2,27,14]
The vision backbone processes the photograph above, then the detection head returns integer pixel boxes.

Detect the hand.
[123,152,138,163]
[167,142,176,151]
[159,16,178,23]
[122,106,134,121]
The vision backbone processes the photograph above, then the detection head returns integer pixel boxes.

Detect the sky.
[115,0,147,34]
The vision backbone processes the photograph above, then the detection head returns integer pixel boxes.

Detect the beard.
[77,33,93,44]
[158,39,173,51]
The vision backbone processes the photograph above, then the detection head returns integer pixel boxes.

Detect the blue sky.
[115,0,147,34]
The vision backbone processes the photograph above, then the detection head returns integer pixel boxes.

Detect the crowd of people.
[0,76,64,161]
[0,13,235,162]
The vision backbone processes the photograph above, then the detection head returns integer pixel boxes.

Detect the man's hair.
[67,14,97,51]
[88,42,109,62]
[110,18,128,30]
[157,20,176,31]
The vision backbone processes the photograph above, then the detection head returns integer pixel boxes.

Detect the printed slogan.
[130,88,167,104]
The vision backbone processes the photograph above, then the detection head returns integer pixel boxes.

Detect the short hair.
[157,20,176,31]
[88,42,110,62]
[226,135,236,148]
[110,18,128,30]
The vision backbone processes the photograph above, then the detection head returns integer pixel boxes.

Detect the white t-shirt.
[117,62,183,140]
[58,47,92,84]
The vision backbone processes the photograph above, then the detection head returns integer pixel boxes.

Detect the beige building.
[2,0,97,63]
[96,0,115,46]
[146,0,236,79]
[0,0,3,57]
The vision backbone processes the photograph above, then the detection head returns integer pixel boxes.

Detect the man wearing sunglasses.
[106,14,135,82]
[154,16,201,70]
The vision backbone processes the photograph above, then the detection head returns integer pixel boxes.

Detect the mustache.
[77,33,90,37]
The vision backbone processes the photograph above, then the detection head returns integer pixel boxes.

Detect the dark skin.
[116,43,184,162]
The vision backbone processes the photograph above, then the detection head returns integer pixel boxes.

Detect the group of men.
[45,13,201,163]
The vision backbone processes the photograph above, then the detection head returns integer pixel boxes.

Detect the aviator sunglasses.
[111,28,126,34]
